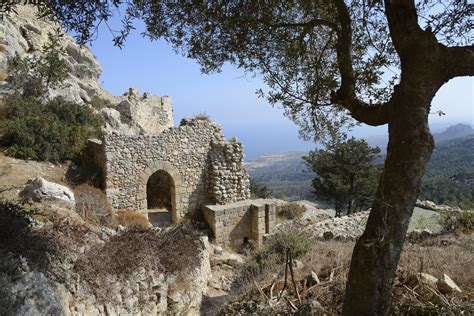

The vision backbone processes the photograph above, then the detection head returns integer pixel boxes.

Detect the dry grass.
[278,203,306,220]
[222,233,474,314]
[193,112,211,121]
[74,225,203,301]
[74,184,117,228]
[117,209,151,231]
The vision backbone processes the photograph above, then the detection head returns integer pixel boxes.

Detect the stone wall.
[203,199,277,248]
[114,88,174,135]
[209,139,251,204]
[100,118,250,220]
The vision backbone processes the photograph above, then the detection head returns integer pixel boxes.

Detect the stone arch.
[137,160,184,223]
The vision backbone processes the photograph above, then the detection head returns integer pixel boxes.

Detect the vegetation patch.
[0,94,103,161]
[117,209,151,231]
[440,210,474,233]
[277,202,306,220]
[74,184,117,228]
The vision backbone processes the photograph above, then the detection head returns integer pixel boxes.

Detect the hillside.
[247,125,474,207]
[420,134,474,208]
[367,123,474,153]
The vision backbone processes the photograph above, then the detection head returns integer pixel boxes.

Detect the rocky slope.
[0,202,212,315]
[0,5,107,104]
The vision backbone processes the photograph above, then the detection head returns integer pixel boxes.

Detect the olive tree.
[3,1,472,314]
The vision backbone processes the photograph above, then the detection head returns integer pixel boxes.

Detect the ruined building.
[89,89,277,247]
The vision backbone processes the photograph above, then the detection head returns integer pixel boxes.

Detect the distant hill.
[367,123,474,153]
[247,125,474,208]
[434,123,474,142]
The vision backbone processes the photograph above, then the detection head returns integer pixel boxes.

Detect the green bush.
[277,202,306,219]
[440,210,474,232]
[0,93,103,162]
[256,227,312,265]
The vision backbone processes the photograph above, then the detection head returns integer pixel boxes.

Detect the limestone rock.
[306,271,320,287]
[101,107,142,136]
[112,88,174,135]
[1,5,106,104]
[417,272,438,289]
[20,177,75,207]
[437,274,462,294]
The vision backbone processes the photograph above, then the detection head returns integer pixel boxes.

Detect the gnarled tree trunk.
[342,85,435,315]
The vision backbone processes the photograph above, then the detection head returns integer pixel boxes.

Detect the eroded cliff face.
[0,5,106,104]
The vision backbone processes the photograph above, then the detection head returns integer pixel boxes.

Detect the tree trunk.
[342,89,435,315]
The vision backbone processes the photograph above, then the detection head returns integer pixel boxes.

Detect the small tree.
[6,31,69,98]
[304,137,381,217]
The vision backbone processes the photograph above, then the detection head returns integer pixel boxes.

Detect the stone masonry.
[89,92,251,222]
[203,199,277,247]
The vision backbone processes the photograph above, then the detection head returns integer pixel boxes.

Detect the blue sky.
[88,20,473,160]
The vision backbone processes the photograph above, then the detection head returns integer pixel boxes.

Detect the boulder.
[306,271,320,287]
[417,272,438,289]
[437,274,462,294]
[20,177,75,208]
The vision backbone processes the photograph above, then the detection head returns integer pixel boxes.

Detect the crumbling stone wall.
[203,199,277,248]
[209,139,251,204]
[100,118,250,220]
[113,88,174,135]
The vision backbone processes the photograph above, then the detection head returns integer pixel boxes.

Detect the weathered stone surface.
[91,118,251,221]
[112,88,174,135]
[203,199,277,247]
[437,274,462,294]
[20,177,75,207]
[1,5,107,104]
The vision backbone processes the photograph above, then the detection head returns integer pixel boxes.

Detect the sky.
[88,19,473,160]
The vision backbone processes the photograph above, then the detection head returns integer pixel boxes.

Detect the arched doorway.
[146,170,175,226]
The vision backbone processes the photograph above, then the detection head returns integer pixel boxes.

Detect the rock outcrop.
[20,177,75,208]
[0,202,212,315]
[0,5,108,104]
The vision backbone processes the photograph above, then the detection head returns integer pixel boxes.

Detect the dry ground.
[0,152,69,202]
[221,232,474,314]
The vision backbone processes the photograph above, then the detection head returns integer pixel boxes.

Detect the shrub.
[117,210,151,231]
[89,95,114,110]
[74,184,117,227]
[440,210,474,233]
[0,93,103,161]
[258,227,312,263]
[278,202,306,219]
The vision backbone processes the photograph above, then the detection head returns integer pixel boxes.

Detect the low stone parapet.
[203,199,277,248]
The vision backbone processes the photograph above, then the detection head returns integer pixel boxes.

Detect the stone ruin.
[89,88,277,246]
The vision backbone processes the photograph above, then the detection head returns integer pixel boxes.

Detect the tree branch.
[267,18,338,32]
[331,0,390,126]
[441,44,474,80]
[384,0,422,56]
